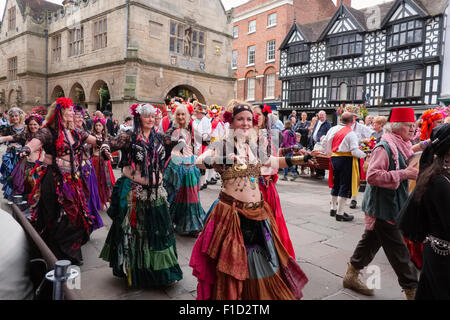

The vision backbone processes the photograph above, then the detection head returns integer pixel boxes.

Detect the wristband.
[285,155,293,168]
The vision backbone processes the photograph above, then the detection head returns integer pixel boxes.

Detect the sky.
[1,0,393,20]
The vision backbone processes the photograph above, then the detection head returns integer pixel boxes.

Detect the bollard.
[45,260,79,300]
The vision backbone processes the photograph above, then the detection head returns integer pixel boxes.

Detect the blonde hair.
[173,104,191,129]
[373,116,387,126]
[8,107,25,125]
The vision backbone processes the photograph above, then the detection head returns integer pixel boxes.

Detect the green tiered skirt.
[99,177,183,288]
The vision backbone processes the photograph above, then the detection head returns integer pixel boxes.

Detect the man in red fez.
[343,107,419,300]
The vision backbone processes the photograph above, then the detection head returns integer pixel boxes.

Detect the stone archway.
[89,80,111,112]
[69,83,87,108]
[50,85,65,102]
[8,89,17,108]
[166,85,206,104]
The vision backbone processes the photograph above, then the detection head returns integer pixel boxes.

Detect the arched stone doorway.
[50,85,65,102]
[166,85,205,104]
[8,89,18,108]
[69,83,87,109]
[89,80,111,112]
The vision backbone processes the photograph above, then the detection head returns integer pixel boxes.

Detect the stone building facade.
[0,0,235,121]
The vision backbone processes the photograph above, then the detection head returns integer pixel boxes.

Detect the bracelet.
[291,155,309,166]
[17,146,31,157]
[285,155,293,168]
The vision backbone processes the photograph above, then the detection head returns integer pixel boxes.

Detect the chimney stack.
[336,0,352,7]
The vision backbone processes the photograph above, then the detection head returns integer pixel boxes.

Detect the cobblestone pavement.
[0,143,409,300]
[76,168,408,301]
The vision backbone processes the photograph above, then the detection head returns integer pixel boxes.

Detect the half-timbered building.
[278,0,448,120]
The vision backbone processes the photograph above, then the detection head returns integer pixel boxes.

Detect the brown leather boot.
[403,288,416,300]
[343,263,375,296]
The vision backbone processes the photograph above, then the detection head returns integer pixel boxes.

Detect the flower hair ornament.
[208,104,223,119]
[93,116,107,126]
[262,105,273,115]
[25,113,44,126]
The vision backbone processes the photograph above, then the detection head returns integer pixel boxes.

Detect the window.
[232,50,238,69]
[8,6,16,31]
[247,45,255,65]
[385,67,423,100]
[233,26,239,38]
[247,78,255,101]
[288,43,310,65]
[170,22,205,59]
[93,18,107,50]
[329,75,365,102]
[289,79,312,104]
[248,20,256,34]
[52,34,62,63]
[327,34,363,59]
[267,13,277,27]
[192,30,205,59]
[68,26,84,57]
[387,19,423,50]
[266,40,276,61]
[265,73,276,99]
[8,57,17,81]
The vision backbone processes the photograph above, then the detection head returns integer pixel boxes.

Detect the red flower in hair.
[55,97,73,110]
[262,105,272,114]
[187,103,194,115]
[93,116,106,126]
[223,111,233,124]
[130,104,140,117]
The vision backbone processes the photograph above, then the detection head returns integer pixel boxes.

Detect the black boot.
[350,200,357,209]
[330,209,337,217]
[336,212,354,222]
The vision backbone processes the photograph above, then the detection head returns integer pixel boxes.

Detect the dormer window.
[387,19,423,50]
[326,33,363,60]
[288,43,310,66]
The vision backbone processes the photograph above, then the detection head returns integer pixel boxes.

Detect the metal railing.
[9,203,81,300]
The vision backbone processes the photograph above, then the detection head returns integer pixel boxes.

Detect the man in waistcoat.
[343,107,419,300]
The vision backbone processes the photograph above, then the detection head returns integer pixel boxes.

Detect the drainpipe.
[45,28,49,106]
[126,0,130,58]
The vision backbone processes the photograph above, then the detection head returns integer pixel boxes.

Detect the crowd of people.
[0,98,449,301]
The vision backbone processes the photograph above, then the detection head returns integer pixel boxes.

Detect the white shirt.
[352,122,374,141]
[192,116,212,153]
[313,120,324,142]
[211,119,225,138]
[324,124,366,159]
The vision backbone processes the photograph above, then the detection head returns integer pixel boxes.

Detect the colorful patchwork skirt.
[29,165,93,265]
[81,160,103,230]
[0,148,19,200]
[99,177,183,288]
[259,174,296,259]
[189,192,308,300]
[92,155,116,210]
[163,156,205,234]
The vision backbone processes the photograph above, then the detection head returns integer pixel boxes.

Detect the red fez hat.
[389,107,416,123]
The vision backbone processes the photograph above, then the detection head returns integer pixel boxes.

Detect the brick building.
[0,0,235,122]
[230,0,344,111]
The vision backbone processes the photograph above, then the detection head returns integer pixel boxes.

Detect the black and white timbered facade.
[278,0,448,117]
